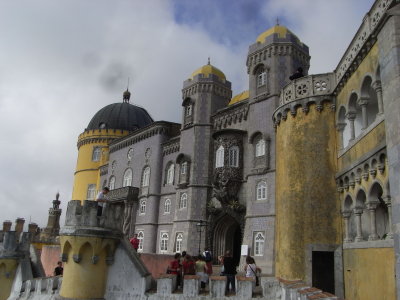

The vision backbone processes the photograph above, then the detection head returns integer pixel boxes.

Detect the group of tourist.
[168,248,214,290]
[167,249,261,294]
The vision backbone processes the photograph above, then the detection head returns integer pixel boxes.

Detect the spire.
[208,57,210,65]
[123,78,131,103]
[276,17,280,26]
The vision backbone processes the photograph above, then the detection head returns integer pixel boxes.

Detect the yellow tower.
[72,90,153,201]
[59,200,119,299]
[273,91,340,281]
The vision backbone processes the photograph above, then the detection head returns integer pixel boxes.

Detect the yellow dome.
[229,90,249,105]
[256,25,293,43]
[190,63,226,81]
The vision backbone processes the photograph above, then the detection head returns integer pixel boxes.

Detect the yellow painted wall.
[344,247,395,300]
[0,259,18,300]
[336,44,379,109]
[72,129,128,202]
[275,102,341,280]
[338,121,386,171]
[59,235,116,299]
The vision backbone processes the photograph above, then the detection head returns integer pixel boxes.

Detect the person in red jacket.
[129,234,140,251]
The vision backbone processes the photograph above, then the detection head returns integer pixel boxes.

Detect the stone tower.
[40,192,62,242]
[176,61,232,254]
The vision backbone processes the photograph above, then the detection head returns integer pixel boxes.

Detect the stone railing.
[149,276,338,300]
[7,276,62,300]
[335,0,394,85]
[279,73,335,106]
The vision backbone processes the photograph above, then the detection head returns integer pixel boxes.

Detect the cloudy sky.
[0,0,374,228]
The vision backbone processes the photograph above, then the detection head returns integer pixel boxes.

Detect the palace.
[1,0,400,299]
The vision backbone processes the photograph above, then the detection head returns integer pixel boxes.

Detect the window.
[86,184,96,200]
[256,181,267,200]
[257,71,266,87]
[137,231,144,252]
[160,232,169,253]
[216,145,224,168]
[92,147,101,161]
[186,105,192,117]
[164,199,171,214]
[175,233,183,253]
[180,193,188,209]
[255,139,266,157]
[228,146,239,167]
[109,176,116,190]
[167,164,175,185]
[142,167,150,187]
[123,169,132,187]
[254,232,265,256]
[139,199,146,214]
[181,162,187,174]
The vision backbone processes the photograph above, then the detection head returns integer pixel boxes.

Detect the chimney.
[28,223,38,235]
[15,218,25,235]
[3,220,12,232]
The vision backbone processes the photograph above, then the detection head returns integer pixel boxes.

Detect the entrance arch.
[213,214,242,266]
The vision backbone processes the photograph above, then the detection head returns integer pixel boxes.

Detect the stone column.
[346,112,356,141]
[353,208,364,242]
[336,123,346,149]
[357,97,369,130]
[342,211,353,243]
[383,196,394,239]
[372,80,384,115]
[367,201,379,241]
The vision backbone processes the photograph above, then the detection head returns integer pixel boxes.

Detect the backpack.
[205,251,212,262]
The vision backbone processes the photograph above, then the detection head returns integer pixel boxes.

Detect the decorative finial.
[276,17,280,26]
[56,192,60,201]
[123,77,131,103]
[208,57,210,65]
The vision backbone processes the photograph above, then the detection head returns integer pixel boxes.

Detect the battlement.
[0,231,31,259]
[7,276,62,299]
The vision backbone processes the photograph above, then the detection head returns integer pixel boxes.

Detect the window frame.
[142,166,151,187]
[139,199,146,215]
[257,71,267,87]
[92,146,101,161]
[181,162,187,175]
[179,193,188,209]
[109,176,116,190]
[256,181,267,200]
[86,184,97,200]
[123,169,133,187]
[164,198,171,214]
[175,233,183,253]
[160,232,169,253]
[185,105,192,117]
[137,231,144,252]
[255,139,266,157]
[215,145,224,168]
[166,164,175,185]
[254,231,265,256]
[228,146,239,167]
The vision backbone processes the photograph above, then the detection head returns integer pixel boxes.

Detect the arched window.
[257,70,267,87]
[139,199,146,214]
[228,146,239,167]
[92,146,101,161]
[216,145,224,168]
[256,181,267,200]
[185,105,192,117]
[254,232,265,256]
[255,139,266,157]
[166,164,175,185]
[181,162,188,175]
[109,176,116,190]
[180,193,188,209]
[175,233,183,253]
[160,232,169,253]
[86,184,96,200]
[123,169,132,187]
[142,167,150,187]
[164,199,171,214]
[137,231,144,252]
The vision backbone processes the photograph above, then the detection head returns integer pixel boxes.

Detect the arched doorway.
[213,214,242,266]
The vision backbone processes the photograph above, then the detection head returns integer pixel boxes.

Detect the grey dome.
[87,102,153,131]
